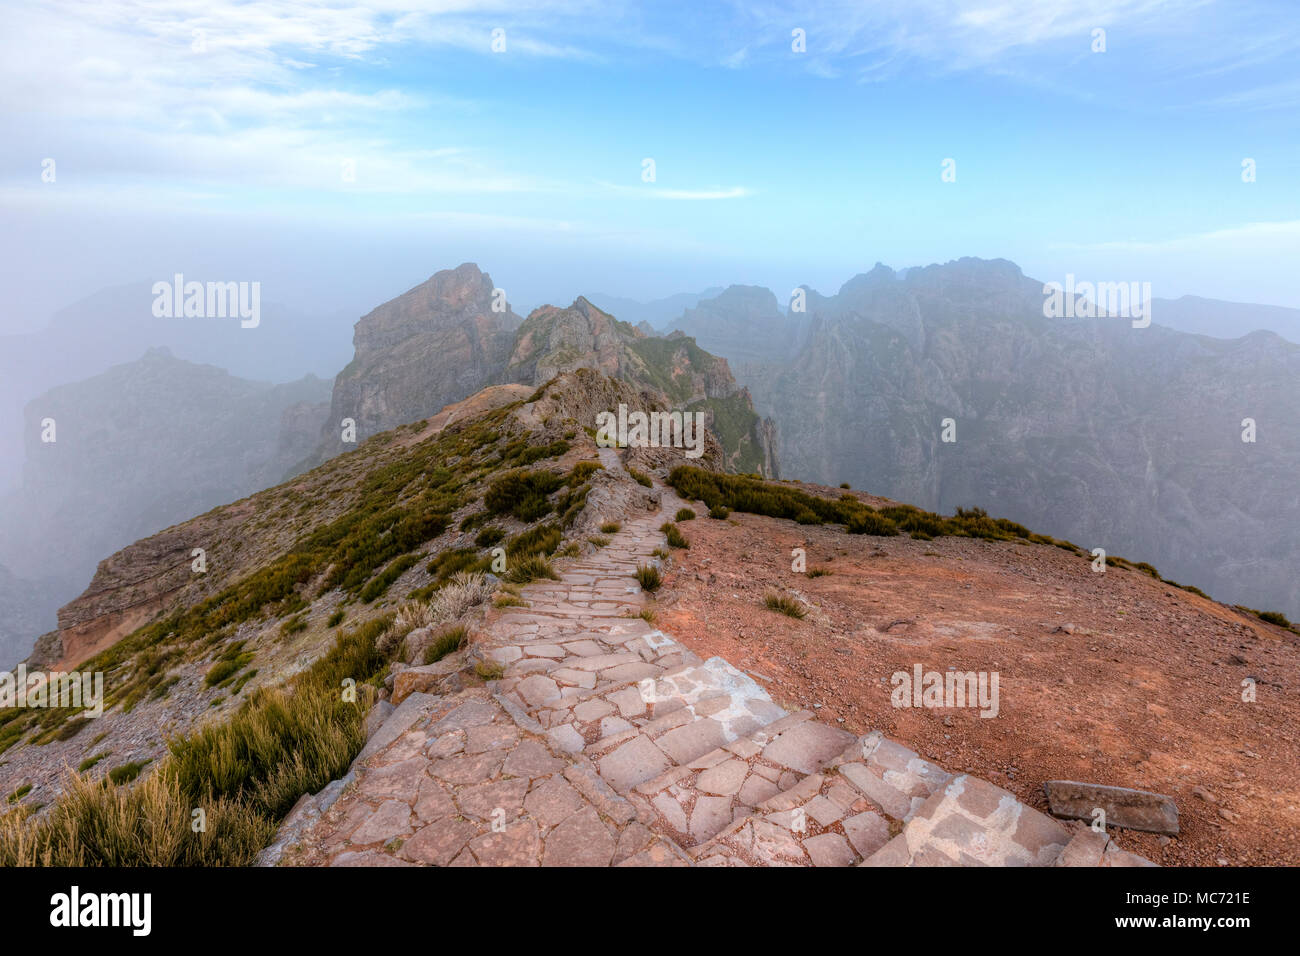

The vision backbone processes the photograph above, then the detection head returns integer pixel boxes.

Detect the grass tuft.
[764,592,806,619]
[636,564,662,592]
[423,626,468,664]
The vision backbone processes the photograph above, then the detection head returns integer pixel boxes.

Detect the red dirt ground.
[653,496,1300,866]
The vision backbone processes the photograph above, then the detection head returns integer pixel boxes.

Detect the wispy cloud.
[715,0,1300,105]
[1050,220,1300,253]
[594,181,753,200]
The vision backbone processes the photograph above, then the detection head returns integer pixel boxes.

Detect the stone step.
[859,773,1072,867]
[573,657,792,793]
[665,721,893,866]
[487,625,703,712]
[825,730,953,824]
[626,710,865,849]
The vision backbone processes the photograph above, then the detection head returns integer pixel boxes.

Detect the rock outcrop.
[320,263,522,454]
[321,269,779,478]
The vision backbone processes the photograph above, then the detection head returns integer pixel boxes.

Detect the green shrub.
[669,467,1036,544]
[708,506,730,520]
[54,716,89,741]
[569,461,603,484]
[846,511,899,536]
[484,469,565,520]
[475,526,505,547]
[507,523,562,558]
[1258,610,1293,629]
[474,660,505,681]
[427,547,488,582]
[107,760,150,786]
[505,555,560,584]
[628,468,653,488]
[77,752,110,773]
[423,626,468,664]
[301,614,392,693]
[555,484,590,528]
[675,508,695,521]
[600,521,622,534]
[359,553,422,603]
[7,784,32,804]
[504,439,568,467]
[327,609,345,628]
[204,648,254,688]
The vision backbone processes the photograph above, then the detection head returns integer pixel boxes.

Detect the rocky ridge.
[316,264,777,478]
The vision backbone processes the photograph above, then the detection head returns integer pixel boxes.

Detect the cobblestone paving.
[270,451,1153,867]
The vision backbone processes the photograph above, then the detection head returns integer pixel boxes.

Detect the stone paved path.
[267,450,1153,867]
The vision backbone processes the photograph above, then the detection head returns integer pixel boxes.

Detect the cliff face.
[702,258,1300,619]
[669,284,804,364]
[507,298,777,476]
[322,275,779,478]
[321,263,521,453]
[507,297,636,384]
[52,528,197,667]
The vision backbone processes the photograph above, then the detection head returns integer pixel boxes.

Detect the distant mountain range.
[0,282,355,492]
[654,259,1300,622]
[586,288,724,331]
[0,349,332,667]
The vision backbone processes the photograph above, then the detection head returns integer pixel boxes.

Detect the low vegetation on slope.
[0,379,633,857]
[0,615,393,865]
[668,466,1300,628]
[667,466,1034,541]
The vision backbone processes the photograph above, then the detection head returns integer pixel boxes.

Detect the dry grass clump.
[764,592,806,619]
[381,572,496,661]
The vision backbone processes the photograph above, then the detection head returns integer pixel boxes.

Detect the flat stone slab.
[1042,780,1179,835]
[598,734,673,792]
[356,692,441,764]
[760,720,855,775]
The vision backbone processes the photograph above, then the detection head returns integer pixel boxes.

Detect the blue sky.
[2,0,1299,329]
